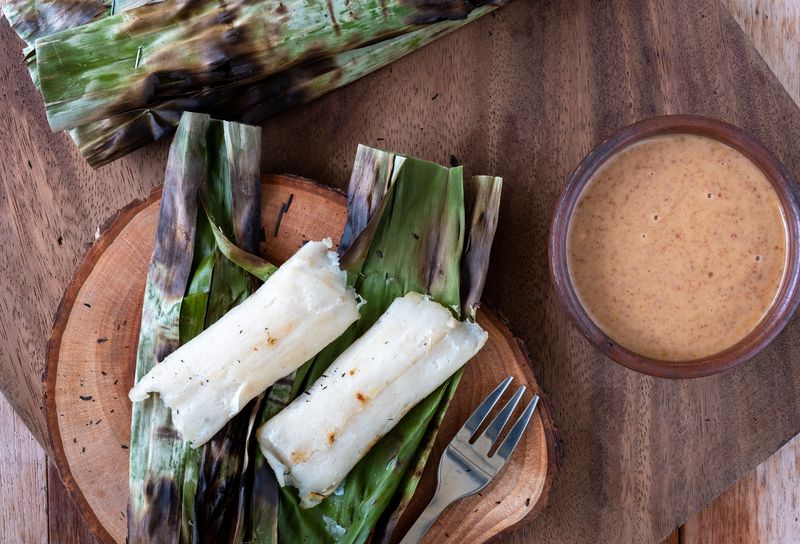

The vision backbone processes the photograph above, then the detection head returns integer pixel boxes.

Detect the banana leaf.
[260,145,502,543]
[131,133,501,543]
[5,0,497,166]
[71,8,494,167]
[129,111,207,544]
[2,0,133,86]
[189,121,270,544]
[34,0,506,132]
[461,175,503,320]
[2,0,107,48]
[1,0,155,45]
[129,112,275,543]
[374,174,502,542]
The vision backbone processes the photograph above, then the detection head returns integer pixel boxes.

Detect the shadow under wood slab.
[45,176,558,544]
[1,0,800,543]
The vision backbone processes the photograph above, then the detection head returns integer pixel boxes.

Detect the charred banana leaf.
[35,0,507,132]
[129,111,271,543]
[72,8,494,167]
[2,0,135,86]
[374,173,502,542]
[5,0,498,166]
[2,0,108,48]
[257,145,502,544]
[129,111,208,544]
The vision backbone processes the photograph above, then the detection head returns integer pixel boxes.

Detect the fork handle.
[398,492,452,544]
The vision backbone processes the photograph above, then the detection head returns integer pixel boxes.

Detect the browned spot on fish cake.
[290,450,310,463]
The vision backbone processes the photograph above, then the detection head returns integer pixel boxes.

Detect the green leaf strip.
[129,112,269,543]
[462,175,503,320]
[128,111,209,544]
[275,146,470,544]
[191,117,266,544]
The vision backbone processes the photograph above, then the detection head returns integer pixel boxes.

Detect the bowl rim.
[548,114,800,379]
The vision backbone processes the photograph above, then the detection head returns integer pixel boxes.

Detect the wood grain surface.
[661,531,680,544]
[670,2,800,541]
[0,395,47,542]
[45,176,556,544]
[47,464,101,544]
[3,0,800,543]
[722,0,800,107]
[0,27,171,450]
[682,434,800,542]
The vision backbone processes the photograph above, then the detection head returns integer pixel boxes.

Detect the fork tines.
[454,376,539,467]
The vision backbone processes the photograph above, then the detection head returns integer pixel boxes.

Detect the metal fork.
[399,376,539,544]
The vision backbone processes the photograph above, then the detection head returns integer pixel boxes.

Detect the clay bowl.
[549,115,800,378]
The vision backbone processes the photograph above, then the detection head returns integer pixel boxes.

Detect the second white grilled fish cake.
[257,291,487,508]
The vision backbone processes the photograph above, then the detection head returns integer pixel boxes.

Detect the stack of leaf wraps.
[3,0,510,166]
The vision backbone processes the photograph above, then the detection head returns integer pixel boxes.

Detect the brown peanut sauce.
[567,134,787,361]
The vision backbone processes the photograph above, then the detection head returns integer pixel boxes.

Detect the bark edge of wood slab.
[44,175,559,544]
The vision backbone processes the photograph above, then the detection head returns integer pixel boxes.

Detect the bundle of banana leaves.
[3,0,506,166]
[130,111,276,543]
[132,111,501,543]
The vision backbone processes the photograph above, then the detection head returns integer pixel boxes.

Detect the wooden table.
[2,0,800,542]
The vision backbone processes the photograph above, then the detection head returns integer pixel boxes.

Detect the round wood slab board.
[45,175,559,544]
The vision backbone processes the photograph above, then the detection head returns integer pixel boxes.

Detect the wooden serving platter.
[45,175,559,544]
